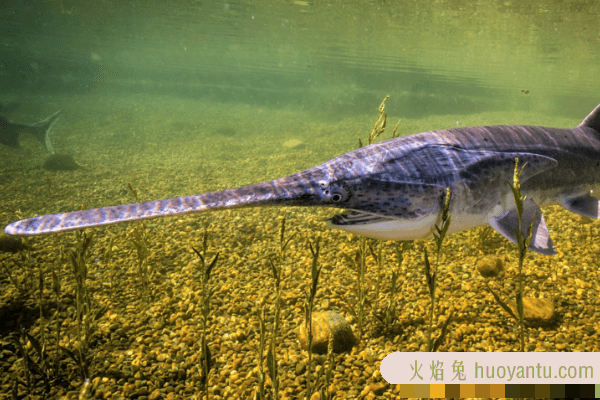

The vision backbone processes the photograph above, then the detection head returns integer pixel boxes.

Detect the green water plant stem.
[9,326,50,393]
[1,235,35,296]
[356,96,401,148]
[377,241,411,336]
[192,230,219,399]
[268,218,293,399]
[103,235,116,301]
[70,232,93,348]
[256,308,268,400]
[319,335,336,400]
[508,158,534,352]
[304,238,321,400]
[36,262,46,381]
[127,183,153,301]
[131,227,151,301]
[51,251,63,380]
[355,237,368,340]
[256,218,293,400]
[368,240,383,301]
[424,188,453,352]
[66,230,94,379]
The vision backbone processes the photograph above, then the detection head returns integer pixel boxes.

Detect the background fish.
[0,108,61,153]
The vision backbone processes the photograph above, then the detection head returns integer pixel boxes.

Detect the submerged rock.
[477,255,503,278]
[508,298,555,323]
[43,154,81,171]
[297,311,356,354]
[0,233,27,253]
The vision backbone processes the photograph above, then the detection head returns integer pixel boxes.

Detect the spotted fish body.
[5,104,600,255]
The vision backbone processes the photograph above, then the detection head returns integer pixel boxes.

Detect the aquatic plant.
[256,308,268,400]
[192,229,219,399]
[508,158,534,352]
[127,183,153,301]
[50,241,65,381]
[423,188,454,351]
[356,95,401,148]
[268,218,293,399]
[5,253,54,394]
[130,226,151,300]
[304,238,321,400]
[482,278,518,322]
[54,229,107,383]
[103,235,117,302]
[4,237,73,396]
[368,240,383,301]
[65,230,95,379]
[319,335,336,400]
[0,218,36,296]
[480,159,535,351]
[256,217,293,400]
[8,326,51,393]
[354,237,369,341]
[1,253,34,297]
[339,236,373,341]
[468,225,497,255]
[374,241,411,337]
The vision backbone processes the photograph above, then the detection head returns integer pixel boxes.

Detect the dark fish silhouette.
[5,104,600,256]
[0,109,61,153]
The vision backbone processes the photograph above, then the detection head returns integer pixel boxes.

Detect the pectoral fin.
[560,192,600,218]
[488,198,556,255]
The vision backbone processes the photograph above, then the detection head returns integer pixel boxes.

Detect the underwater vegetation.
[1,97,598,399]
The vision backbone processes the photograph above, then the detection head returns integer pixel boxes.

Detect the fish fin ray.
[488,198,556,255]
[578,103,600,132]
[560,192,600,218]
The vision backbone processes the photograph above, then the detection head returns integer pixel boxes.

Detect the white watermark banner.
[381,352,597,384]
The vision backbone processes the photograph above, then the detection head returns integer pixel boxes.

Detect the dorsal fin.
[578,103,600,132]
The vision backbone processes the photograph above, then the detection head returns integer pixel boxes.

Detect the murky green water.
[1,0,598,119]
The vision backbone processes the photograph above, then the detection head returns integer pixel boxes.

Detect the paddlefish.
[5,104,600,255]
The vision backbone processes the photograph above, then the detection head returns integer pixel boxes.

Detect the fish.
[5,104,600,256]
[0,108,61,153]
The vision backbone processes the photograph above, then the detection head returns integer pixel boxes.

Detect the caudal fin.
[34,110,61,153]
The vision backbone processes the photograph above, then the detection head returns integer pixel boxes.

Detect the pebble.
[477,255,503,278]
[295,362,307,375]
[508,298,555,322]
[297,311,356,354]
[361,382,388,396]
